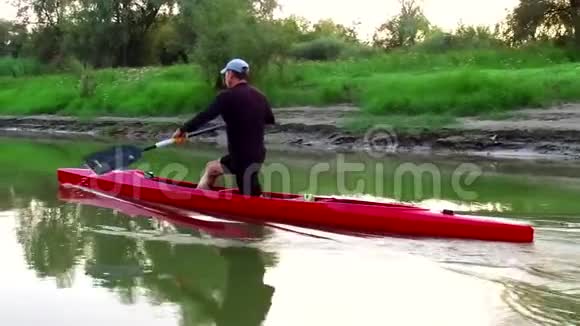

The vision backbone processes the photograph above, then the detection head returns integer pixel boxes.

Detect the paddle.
[83,124,225,175]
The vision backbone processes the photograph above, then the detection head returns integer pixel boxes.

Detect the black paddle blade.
[83,145,143,174]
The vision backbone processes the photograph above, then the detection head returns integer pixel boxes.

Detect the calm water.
[1,137,579,326]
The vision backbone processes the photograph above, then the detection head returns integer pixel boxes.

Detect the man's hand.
[172,128,187,144]
[173,128,185,138]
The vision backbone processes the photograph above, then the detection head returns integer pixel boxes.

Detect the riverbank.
[2,103,580,161]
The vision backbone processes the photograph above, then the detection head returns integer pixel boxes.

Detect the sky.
[0,0,17,20]
[277,0,519,38]
[1,0,518,38]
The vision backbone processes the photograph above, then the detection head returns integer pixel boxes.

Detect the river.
[1,137,579,326]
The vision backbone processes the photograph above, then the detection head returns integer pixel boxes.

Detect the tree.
[151,18,189,66]
[64,0,119,67]
[253,0,279,20]
[15,0,70,63]
[7,0,378,70]
[311,19,359,43]
[0,20,11,56]
[373,0,430,49]
[505,0,580,47]
[574,0,580,46]
[110,0,174,67]
[6,23,29,57]
[15,0,175,66]
[191,0,287,80]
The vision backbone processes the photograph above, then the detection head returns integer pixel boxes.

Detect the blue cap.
[220,58,250,75]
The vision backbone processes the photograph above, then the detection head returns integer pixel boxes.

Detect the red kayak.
[57,168,534,243]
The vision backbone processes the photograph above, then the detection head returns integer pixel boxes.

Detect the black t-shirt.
[181,83,275,167]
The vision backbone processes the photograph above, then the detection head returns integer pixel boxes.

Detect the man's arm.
[180,92,227,133]
[264,99,275,125]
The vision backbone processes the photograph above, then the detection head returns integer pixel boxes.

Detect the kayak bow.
[57,168,534,243]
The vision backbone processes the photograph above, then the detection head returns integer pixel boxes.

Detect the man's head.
[220,58,250,88]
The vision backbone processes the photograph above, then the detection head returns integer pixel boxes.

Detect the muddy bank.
[2,104,580,160]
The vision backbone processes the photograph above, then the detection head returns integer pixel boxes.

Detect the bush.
[79,67,96,98]
[49,56,85,75]
[419,27,505,53]
[339,44,380,59]
[0,57,44,77]
[290,37,348,61]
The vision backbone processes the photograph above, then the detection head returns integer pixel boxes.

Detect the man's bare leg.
[198,160,225,190]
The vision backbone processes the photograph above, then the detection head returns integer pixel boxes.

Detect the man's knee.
[205,160,224,176]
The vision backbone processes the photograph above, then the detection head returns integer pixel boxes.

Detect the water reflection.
[14,188,277,326]
[15,199,84,287]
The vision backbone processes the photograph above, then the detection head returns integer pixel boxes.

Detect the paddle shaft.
[143,124,225,151]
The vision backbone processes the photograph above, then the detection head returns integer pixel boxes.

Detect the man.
[173,58,275,196]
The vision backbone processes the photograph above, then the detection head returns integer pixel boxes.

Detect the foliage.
[1,47,578,118]
[190,0,288,81]
[274,15,311,43]
[359,64,580,115]
[8,0,369,74]
[78,66,97,98]
[0,57,43,77]
[419,25,505,52]
[0,0,578,120]
[150,19,189,66]
[16,0,179,67]
[290,37,349,61]
[2,0,577,77]
[504,0,580,47]
[0,20,11,56]
[373,0,431,49]
[0,65,214,115]
[310,19,359,43]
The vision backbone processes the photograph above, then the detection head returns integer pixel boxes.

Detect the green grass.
[0,46,579,120]
[359,64,580,115]
[342,113,458,133]
[0,74,78,114]
[0,65,214,116]
[0,57,44,77]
